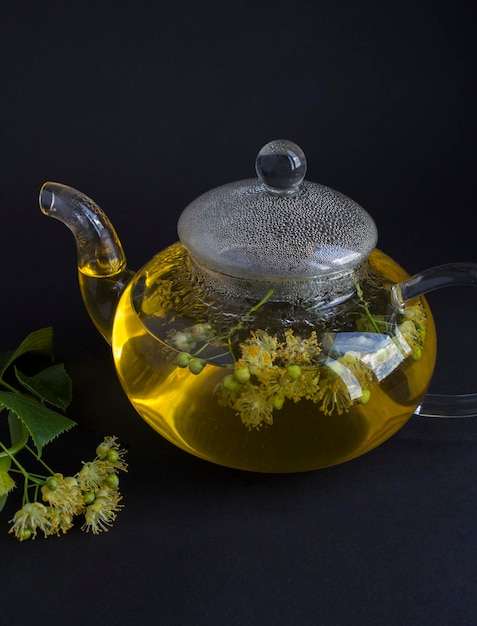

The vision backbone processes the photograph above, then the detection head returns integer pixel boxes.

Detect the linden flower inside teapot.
[39,140,477,472]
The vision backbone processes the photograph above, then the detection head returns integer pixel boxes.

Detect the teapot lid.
[177,140,378,280]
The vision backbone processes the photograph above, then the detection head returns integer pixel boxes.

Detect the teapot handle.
[391,262,477,418]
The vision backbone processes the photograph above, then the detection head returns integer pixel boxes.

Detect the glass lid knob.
[255,139,307,195]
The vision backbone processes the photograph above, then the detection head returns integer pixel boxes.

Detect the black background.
[1,1,477,624]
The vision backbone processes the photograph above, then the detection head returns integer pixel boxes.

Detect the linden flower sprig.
[0,328,127,540]
[8,436,127,540]
[215,328,375,429]
[168,288,428,430]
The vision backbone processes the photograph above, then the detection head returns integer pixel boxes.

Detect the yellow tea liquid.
[108,249,436,473]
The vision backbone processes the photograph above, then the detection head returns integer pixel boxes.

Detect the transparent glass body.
[111,245,436,472]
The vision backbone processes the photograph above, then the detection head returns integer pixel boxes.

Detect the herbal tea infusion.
[111,245,436,473]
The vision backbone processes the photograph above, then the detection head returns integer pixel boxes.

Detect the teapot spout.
[39,182,134,343]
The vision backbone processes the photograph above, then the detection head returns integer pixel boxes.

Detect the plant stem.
[191,289,275,363]
[0,440,30,479]
[355,282,382,334]
[25,445,55,474]
[0,376,20,394]
[219,289,275,341]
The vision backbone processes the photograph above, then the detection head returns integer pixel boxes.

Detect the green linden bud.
[359,389,371,404]
[20,528,32,541]
[286,365,302,380]
[106,449,120,463]
[89,500,104,513]
[223,374,240,392]
[175,352,192,368]
[45,476,59,491]
[104,473,120,489]
[82,491,96,505]
[234,366,251,384]
[96,443,109,458]
[273,396,285,410]
[188,358,206,375]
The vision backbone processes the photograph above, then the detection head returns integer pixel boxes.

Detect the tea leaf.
[0,391,76,456]
[0,328,54,378]
[15,364,72,411]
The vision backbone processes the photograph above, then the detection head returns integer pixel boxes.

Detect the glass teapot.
[39,140,477,473]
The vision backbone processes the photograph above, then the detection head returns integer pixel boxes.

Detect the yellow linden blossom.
[337,352,374,388]
[289,369,322,402]
[393,302,427,360]
[10,501,75,539]
[403,303,427,329]
[41,474,84,516]
[398,316,426,359]
[316,376,352,416]
[279,329,322,365]
[82,488,123,534]
[247,329,280,356]
[240,342,274,375]
[9,502,52,541]
[258,365,320,403]
[233,385,274,430]
[398,320,420,343]
[95,435,128,473]
[77,436,127,492]
[239,329,279,362]
[77,460,109,491]
[47,508,75,536]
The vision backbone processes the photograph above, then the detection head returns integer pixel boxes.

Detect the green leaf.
[0,455,11,472]
[0,455,15,502]
[8,411,28,450]
[0,454,13,509]
[0,350,14,376]
[0,391,76,455]
[15,364,72,410]
[0,328,54,378]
